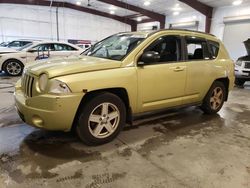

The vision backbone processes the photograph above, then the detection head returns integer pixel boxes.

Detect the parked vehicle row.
[14,29,235,145]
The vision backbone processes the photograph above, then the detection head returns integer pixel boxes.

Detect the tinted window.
[31,44,52,51]
[54,44,77,51]
[185,37,210,61]
[208,41,220,59]
[8,41,31,47]
[144,35,182,63]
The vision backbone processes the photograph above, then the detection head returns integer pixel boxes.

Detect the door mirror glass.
[139,51,160,65]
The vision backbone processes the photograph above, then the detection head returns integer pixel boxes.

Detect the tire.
[76,92,126,145]
[3,59,24,76]
[200,81,226,114]
[234,78,245,87]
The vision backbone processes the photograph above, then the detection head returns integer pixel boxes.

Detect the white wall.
[0,4,131,43]
[211,3,250,40]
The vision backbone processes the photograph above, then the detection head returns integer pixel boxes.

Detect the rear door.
[183,36,214,104]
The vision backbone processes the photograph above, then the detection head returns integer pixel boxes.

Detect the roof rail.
[151,28,216,37]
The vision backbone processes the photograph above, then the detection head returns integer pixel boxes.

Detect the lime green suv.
[15,29,235,145]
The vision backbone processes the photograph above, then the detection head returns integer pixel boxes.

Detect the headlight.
[38,73,48,92]
[49,79,71,94]
[235,60,242,66]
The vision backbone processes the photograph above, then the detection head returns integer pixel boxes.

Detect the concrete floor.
[0,73,250,188]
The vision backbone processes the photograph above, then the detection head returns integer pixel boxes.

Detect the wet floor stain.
[0,130,103,183]
[117,147,132,157]
[86,172,127,188]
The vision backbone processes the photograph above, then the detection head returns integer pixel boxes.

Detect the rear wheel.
[3,60,23,76]
[201,81,226,114]
[235,78,245,87]
[76,92,126,145]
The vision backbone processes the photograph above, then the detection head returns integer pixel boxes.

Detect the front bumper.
[235,68,250,79]
[15,87,83,131]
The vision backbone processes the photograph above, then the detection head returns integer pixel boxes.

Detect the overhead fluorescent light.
[109,5,117,10]
[232,0,243,6]
[144,1,151,6]
[172,3,182,11]
[173,11,180,16]
[110,10,115,14]
[137,17,142,22]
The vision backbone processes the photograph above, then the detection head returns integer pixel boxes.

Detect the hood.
[27,56,122,78]
[0,47,18,53]
[244,39,250,56]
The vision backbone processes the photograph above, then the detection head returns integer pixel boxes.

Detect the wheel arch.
[214,77,229,101]
[2,58,24,71]
[71,87,132,131]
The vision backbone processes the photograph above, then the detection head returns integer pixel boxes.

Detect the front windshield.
[84,34,147,61]
[18,43,33,51]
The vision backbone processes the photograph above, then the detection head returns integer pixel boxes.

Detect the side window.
[185,37,210,61]
[8,41,21,47]
[31,44,53,51]
[144,35,182,63]
[54,44,77,51]
[208,41,220,59]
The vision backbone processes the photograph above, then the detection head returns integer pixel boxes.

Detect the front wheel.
[76,92,126,145]
[3,60,24,76]
[201,81,226,114]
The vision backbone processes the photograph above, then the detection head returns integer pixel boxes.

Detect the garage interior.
[0,0,250,188]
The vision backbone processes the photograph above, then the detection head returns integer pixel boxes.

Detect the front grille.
[245,62,250,69]
[21,73,34,97]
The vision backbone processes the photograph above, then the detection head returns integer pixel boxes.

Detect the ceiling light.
[144,1,151,6]
[110,10,115,14]
[173,11,180,16]
[137,17,142,22]
[172,7,182,11]
[109,5,117,10]
[232,0,242,6]
[76,1,81,5]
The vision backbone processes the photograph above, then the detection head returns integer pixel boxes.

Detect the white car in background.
[0,41,83,76]
[0,40,35,52]
[76,43,92,51]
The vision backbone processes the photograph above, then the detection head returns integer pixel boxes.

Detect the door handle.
[170,66,186,72]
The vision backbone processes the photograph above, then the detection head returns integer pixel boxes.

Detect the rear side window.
[54,44,77,51]
[185,37,210,61]
[208,41,220,59]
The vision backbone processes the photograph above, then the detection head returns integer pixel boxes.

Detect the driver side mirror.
[138,51,160,66]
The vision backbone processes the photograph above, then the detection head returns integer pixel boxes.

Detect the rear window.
[185,37,210,61]
[208,41,220,59]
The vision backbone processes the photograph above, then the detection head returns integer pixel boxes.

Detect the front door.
[137,35,187,112]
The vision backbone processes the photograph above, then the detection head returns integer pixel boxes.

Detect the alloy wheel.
[88,102,120,139]
[210,87,223,110]
[6,61,22,76]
